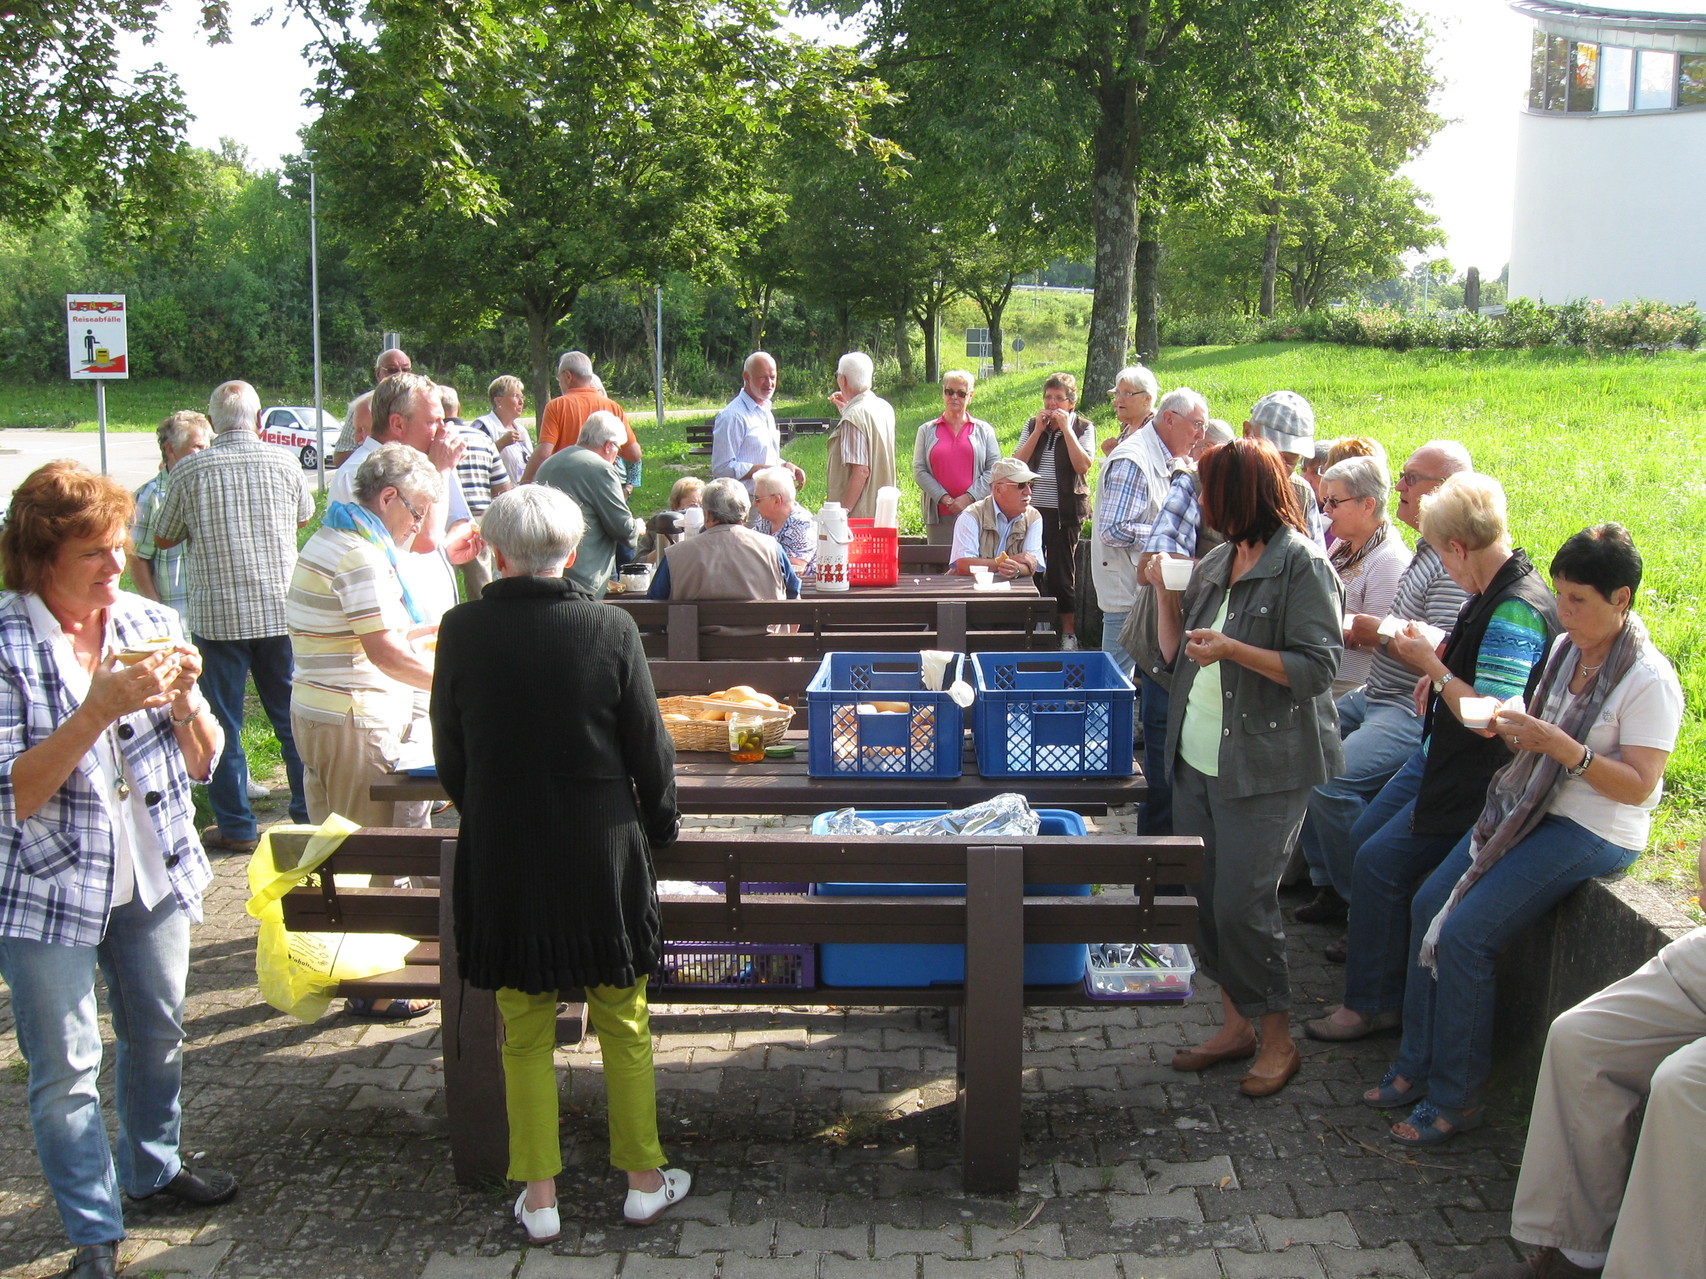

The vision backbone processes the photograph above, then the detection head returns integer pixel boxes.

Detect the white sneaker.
[623,1167,691,1226]
[514,1189,561,1244]
[246,777,270,800]
[1060,634,1079,650]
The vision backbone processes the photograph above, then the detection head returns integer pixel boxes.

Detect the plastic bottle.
[814,501,851,592]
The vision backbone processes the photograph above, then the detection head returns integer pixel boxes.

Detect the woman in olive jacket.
[1150,437,1345,1097]
[431,486,689,1242]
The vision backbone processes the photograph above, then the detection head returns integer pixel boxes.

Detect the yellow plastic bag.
[245,815,421,1023]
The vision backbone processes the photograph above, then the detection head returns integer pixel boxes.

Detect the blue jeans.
[1100,609,1135,681]
[196,633,308,838]
[1392,814,1640,1112]
[0,895,191,1244]
[1342,749,1464,1013]
[1138,673,1172,836]
[1299,690,1421,895]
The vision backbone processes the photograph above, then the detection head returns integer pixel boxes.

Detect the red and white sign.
[67,294,129,379]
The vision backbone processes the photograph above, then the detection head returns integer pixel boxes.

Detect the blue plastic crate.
[805,652,966,779]
[970,651,1136,778]
[811,808,1090,987]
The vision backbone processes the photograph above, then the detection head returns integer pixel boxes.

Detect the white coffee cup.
[1459,696,1499,730]
[1159,557,1193,591]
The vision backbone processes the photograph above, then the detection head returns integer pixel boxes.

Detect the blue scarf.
[323,501,425,624]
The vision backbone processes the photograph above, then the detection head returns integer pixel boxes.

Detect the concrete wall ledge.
[1494,873,1698,1089]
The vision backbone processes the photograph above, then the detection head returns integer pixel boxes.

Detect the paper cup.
[115,638,175,666]
[1160,558,1193,591]
[1458,696,1498,730]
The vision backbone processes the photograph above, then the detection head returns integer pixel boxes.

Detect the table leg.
[960,844,1024,1193]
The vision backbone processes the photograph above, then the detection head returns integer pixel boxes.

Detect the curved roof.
[1512,1,1706,29]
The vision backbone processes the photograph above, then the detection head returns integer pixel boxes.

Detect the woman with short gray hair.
[1322,454,1410,696]
[432,483,690,1242]
[287,442,444,1017]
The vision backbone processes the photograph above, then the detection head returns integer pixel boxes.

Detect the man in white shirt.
[711,352,805,494]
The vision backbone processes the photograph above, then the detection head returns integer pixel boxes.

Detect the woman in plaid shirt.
[0,462,233,1279]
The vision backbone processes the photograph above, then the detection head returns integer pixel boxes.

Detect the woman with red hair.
[1149,436,1345,1097]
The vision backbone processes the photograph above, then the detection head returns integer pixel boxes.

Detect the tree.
[0,0,223,226]
[304,0,887,410]
[833,0,1413,409]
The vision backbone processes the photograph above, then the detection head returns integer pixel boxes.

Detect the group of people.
[0,342,1696,1279]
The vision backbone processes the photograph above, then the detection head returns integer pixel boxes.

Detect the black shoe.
[1324,937,1348,964]
[1295,885,1349,924]
[61,1242,118,1279]
[127,1163,238,1206]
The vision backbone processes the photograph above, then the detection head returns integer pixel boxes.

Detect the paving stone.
[820,1257,918,1279]
[1320,1242,1429,1279]
[419,1253,519,1279]
[1116,1250,1224,1279]
[1217,1246,1326,1277]
[775,1224,868,1256]
[122,1239,235,1276]
[1255,1212,1358,1249]
[518,1255,620,1279]
[721,1259,824,1279]
[965,1223,1067,1258]
[871,1224,968,1257]
[919,1259,1016,1279]
[1107,1190,1205,1225]
[676,1220,775,1257]
[1145,1156,1237,1193]
[616,1258,722,1279]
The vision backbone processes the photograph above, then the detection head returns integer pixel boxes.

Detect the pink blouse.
[928,416,976,514]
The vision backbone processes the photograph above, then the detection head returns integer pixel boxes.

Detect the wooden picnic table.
[373,731,1145,815]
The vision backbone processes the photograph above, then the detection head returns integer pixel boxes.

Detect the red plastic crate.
[847,518,898,587]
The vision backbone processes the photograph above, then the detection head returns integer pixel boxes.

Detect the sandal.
[1304,1007,1399,1042]
[1389,1099,1484,1147]
[345,997,434,1020]
[1361,1066,1427,1108]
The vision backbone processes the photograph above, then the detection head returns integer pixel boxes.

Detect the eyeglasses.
[943,388,969,397]
[396,492,424,523]
[1111,388,1147,399]
[1397,470,1445,488]
[1321,495,1363,511]
[996,480,1034,490]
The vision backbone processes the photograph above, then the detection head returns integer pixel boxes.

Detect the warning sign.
[67,294,129,379]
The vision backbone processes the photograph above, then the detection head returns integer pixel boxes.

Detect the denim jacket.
[1162,526,1345,798]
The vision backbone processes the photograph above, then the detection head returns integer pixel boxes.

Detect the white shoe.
[1060,634,1079,650]
[623,1167,690,1226]
[514,1189,561,1244]
[246,777,270,800]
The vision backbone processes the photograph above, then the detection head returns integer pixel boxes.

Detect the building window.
[1681,54,1706,107]
[1546,34,1570,111]
[1569,42,1600,112]
[1600,45,1635,112]
[1636,49,1677,111]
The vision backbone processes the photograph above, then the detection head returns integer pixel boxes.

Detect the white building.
[1509,0,1706,305]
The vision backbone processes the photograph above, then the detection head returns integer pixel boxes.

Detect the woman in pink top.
[912,369,1000,544]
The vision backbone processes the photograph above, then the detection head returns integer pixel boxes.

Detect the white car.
[259,405,340,469]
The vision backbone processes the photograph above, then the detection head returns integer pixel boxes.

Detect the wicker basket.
[658,697,794,752]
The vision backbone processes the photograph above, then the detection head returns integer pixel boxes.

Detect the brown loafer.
[1304,1007,1400,1041]
[1171,1040,1257,1072]
[1239,1043,1302,1097]
[200,825,259,854]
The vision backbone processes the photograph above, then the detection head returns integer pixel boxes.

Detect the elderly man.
[1293,439,1474,932]
[1241,389,1325,544]
[949,458,1045,577]
[825,351,897,519]
[521,350,641,486]
[648,477,800,602]
[330,347,413,469]
[1093,381,1208,831]
[153,380,312,852]
[713,352,806,494]
[536,411,647,596]
[468,374,532,483]
[129,410,211,619]
[448,386,511,600]
[749,466,814,572]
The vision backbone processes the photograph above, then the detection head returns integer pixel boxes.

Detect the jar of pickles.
[727,712,767,764]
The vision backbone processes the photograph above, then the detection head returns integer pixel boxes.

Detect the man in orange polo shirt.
[520,350,641,488]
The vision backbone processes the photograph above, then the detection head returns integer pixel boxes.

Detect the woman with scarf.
[1369,522,1682,1147]
[286,442,442,1018]
[1014,372,1095,648]
[1320,454,1410,698]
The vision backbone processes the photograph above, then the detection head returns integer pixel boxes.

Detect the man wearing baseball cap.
[949,457,1045,578]
[1244,390,1326,545]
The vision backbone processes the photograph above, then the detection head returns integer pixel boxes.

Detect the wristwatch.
[1431,672,1455,695]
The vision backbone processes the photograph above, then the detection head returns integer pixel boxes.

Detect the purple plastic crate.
[658,942,815,990]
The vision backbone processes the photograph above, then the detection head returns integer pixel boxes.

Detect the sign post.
[66,294,129,475]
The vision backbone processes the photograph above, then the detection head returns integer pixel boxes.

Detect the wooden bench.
[279,826,1199,1194]
[685,417,837,456]
[610,597,1056,661]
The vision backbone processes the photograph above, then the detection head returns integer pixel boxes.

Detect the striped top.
[287,525,416,727]
[1472,598,1553,701]
[1363,542,1472,709]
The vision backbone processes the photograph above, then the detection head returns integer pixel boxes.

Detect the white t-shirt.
[1539,637,1683,850]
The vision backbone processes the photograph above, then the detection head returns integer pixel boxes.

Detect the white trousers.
[1509,925,1706,1278]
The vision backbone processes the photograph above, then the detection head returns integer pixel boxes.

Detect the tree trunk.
[974,275,1017,375]
[525,304,556,421]
[1464,266,1481,314]
[893,300,914,386]
[1258,196,1282,318]
[635,283,662,394]
[1083,96,1139,414]
[915,304,941,384]
[1133,209,1161,362]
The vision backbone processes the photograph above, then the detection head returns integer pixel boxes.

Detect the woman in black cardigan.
[431,485,688,1243]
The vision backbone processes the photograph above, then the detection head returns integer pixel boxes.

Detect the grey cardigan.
[912,416,1000,524]
[1162,526,1346,798]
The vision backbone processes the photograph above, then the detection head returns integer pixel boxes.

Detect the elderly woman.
[0,461,231,1279]
[431,485,689,1242]
[912,369,999,544]
[1321,455,1411,698]
[1100,362,1158,456]
[1150,438,1344,1096]
[287,443,442,1016]
[1364,524,1681,1148]
[1014,372,1095,648]
[750,466,815,572]
[1306,473,1558,1048]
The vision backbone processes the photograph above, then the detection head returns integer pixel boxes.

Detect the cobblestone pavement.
[0,808,1532,1278]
